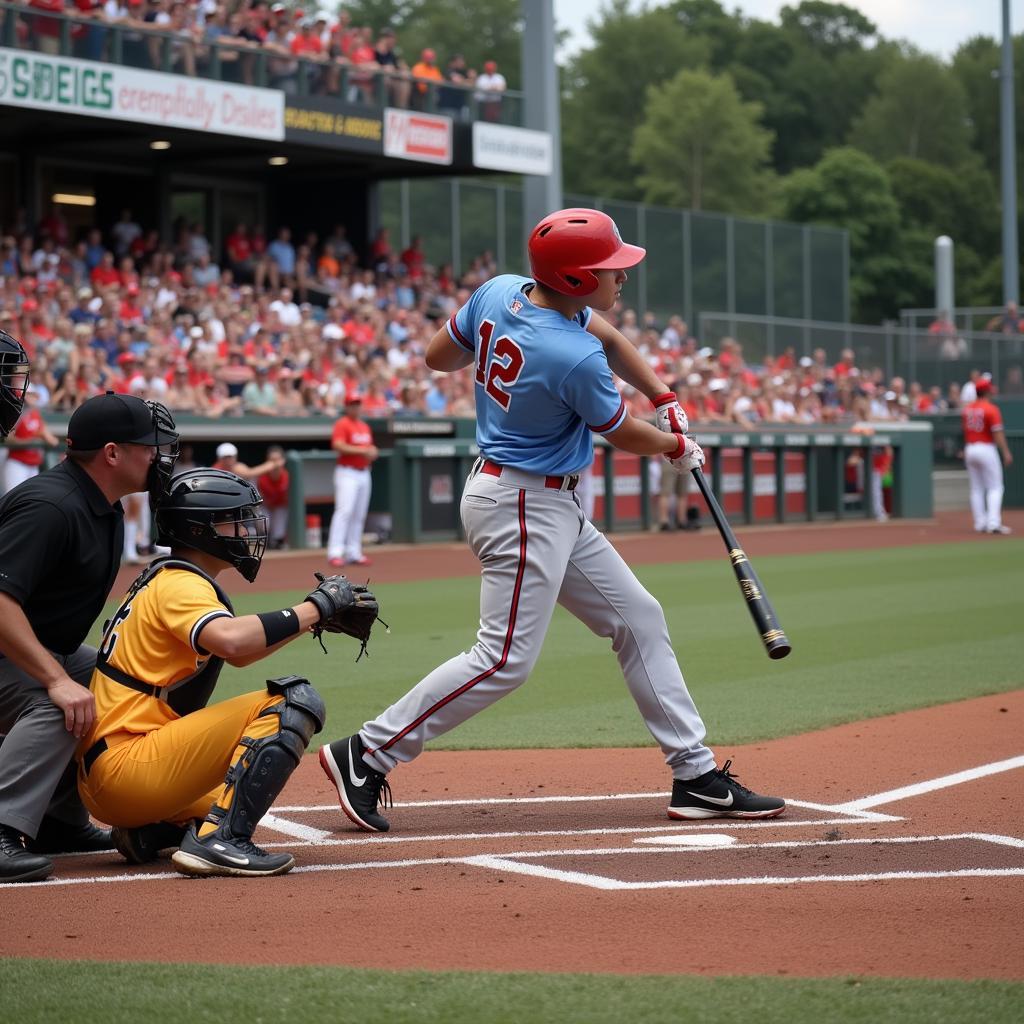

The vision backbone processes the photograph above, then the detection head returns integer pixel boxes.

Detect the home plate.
[634,833,737,847]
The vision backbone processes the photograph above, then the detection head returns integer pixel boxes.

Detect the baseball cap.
[216,442,239,458]
[116,351,137,366]
[67,392,178,450]
[976,377,992,395]
[345,390,364,404]
[484,60,497,72]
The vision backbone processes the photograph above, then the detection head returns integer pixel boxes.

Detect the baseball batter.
[321,208,785,829]
[962,376,1013,534]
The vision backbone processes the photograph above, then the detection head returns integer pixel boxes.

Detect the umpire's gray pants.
[0,644,96,838]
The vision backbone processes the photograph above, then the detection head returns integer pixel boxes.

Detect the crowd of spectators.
[0,204,1002,443]
[12,0,508,117]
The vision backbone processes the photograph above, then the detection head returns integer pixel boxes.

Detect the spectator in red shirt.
[90,252,120,289]
[256,444,290,549]
[29,0,64,53]
[347,26,378,103]
[833,347,856,377]
[400,236,425,282]
[118,285,144,326]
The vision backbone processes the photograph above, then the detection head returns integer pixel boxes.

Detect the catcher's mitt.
[306,572,382,660]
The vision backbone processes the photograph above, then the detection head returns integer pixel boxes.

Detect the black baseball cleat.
[0,825,53,882]
[27,818,114,854]
[111,822,188,865]
[171,827,294,878]
[668,760,786,820]
[319,734,393,832]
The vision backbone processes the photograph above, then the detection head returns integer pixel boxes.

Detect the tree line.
[343,0,1021,322]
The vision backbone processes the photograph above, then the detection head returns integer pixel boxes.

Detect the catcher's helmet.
[0,330,30,440]
[155,469,268,582]
[527,208,646,297]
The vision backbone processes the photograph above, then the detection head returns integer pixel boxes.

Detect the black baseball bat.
[690,466,792,660]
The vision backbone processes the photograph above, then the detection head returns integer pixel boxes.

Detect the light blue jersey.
[447,275,627,475]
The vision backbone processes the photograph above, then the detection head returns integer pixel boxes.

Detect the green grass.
[94,539,1022,750]
[2,960,1022,1024]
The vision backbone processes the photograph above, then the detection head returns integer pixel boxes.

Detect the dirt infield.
[2,691,1022,979]
[4,509,1022,979]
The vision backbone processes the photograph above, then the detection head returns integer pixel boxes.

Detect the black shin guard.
[208,677,325,840]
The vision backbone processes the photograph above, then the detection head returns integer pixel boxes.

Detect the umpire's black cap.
[67,392,179,450]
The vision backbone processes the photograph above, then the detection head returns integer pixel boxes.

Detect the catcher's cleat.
[171,827,294,878]
[667,760,785,820]
[111,822,188,865]
[319,734,393,832]
[27,818,113,854]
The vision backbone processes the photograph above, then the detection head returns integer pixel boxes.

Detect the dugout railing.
[280,422,934,546]
[29,416,935,547]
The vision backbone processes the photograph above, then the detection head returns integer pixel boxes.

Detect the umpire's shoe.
[0,824,53,882]
[668,760,786,820]
[319,734,393,832]
[112,822,188,864]
[171,826,294,878]
[27,818,113,854]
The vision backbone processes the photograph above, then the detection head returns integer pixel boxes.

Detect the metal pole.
[1001,0,1019,304]
[521,0,563,230]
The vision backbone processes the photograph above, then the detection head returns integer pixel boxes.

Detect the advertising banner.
[383,107,452,165]
[284,96,382,153]
[0,48,283,140]
[471,122,553,176]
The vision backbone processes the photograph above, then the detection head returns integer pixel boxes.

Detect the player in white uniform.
[320,209,785,828]
[962,377,1013,533]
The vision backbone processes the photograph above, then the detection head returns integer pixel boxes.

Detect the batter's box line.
[459,832,1024,891]
[259,797,900,843]
[256,810,900,848]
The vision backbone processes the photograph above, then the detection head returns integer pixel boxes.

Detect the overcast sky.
[553,0,1024,61]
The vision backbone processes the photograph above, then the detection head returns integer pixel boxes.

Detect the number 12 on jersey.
[475,320,525,411]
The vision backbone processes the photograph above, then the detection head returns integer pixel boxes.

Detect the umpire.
[0,392,179,882]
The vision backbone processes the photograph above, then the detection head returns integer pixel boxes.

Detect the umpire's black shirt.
[0,459,124,655]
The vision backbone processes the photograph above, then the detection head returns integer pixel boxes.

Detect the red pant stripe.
[370,488,529,755]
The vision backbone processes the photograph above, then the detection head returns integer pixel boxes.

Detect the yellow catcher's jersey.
[79,564,233,752]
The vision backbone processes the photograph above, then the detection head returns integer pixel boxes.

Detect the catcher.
[75,467,380,878]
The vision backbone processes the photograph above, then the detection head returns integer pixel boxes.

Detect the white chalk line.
[6,832,1021,891]
[254,816,893,850]
[833,754,1024,812]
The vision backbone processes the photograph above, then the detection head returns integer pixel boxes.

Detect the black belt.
[82,738,108,777]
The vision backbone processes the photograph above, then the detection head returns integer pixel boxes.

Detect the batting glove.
[665,434,705,474]
[653,392,689,436]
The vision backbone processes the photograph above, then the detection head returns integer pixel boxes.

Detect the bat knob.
[767,638,792,660]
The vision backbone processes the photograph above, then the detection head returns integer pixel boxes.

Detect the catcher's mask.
[0,330,30,440]
[155,468,268,582]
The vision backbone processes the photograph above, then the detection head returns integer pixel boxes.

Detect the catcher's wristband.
[258,609,302,647]
[652,392,678,410]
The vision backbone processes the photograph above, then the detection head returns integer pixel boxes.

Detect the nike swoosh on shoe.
[347,740,367,787]
[211,843,250,865]
[685,790,734,807]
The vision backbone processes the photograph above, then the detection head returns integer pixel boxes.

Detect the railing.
[698,312,1024,393]
[0,2,524,124]
[899,306,1006,333]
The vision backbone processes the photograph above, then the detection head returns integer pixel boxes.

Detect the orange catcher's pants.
[79,691,286,828]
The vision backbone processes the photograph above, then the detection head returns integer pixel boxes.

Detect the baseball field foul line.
[832,755,1024,812]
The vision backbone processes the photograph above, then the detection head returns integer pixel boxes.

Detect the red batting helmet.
[528,208,646,297]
